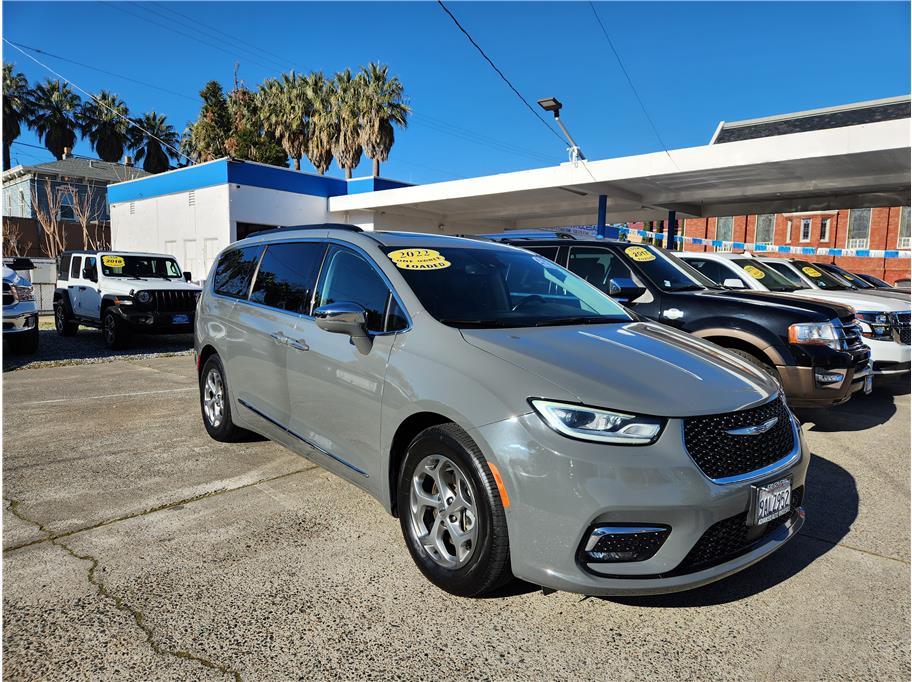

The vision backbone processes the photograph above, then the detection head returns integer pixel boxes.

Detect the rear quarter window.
[212,246,262,299]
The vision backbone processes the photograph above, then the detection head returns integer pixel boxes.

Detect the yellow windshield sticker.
[102,255,125,268]
[801,265,823,278]
[743,264,766,279]
[388,249,451,270]
[842,273,854,281]
[624,246,655,262]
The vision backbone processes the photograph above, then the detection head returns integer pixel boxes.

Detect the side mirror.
[83,267,98,283]
[607,277,646,302]
[314,302,373,354]
[9,257,34,271]
[183,271,192,282]
[722,278,747,289]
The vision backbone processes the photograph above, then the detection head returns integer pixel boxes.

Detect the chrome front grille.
[2,283,13,306]
[890,312,910,345]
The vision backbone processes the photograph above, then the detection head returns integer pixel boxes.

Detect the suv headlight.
[11,285,34,302]
[855,312,891,339]
[530,399,665,445]
[788,321,841,349]
[136,291,152,304]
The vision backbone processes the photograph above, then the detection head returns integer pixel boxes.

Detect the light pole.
[537,97,585,164]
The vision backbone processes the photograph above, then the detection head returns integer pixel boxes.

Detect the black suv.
[489,234,871,408]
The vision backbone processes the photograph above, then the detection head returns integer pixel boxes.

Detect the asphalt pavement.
[2,355,909,681]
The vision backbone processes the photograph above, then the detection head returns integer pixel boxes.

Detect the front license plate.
[864,373,873,394]
[172,314,190,324]
[750,477,792,526]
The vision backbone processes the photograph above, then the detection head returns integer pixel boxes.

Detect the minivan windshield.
[731,259,805,292]
[101,254,182,279]
[616,244,720,292]
[790,260,855,290]
[383,246,632,328]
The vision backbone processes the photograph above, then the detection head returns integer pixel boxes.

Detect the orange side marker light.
[487,462,510,509]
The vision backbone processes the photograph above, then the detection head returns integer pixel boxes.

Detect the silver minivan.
[195,225,808,597]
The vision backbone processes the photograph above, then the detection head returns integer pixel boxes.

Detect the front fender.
[686,318,793,366]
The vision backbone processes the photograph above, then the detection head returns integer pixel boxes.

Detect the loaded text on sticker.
[801,266,823,278]
[625,246,656,262]
[388,249,451,270]
[743,265,766,279]
[102,255,125,268]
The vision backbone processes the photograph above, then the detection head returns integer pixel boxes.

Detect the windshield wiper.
[668,284,704,292]
[438,318,513,328]
[534,316,624,327]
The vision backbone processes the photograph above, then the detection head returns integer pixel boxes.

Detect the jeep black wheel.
[200,355,249,442]
[54,303,78,336]
[398,423,513,597]
[102,309,129,349]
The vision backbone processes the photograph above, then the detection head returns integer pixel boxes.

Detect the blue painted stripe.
[228,161,347,197]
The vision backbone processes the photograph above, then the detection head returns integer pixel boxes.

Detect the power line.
[4,39,190,164]
[588,2,677,168]
[5,41,198,102]
[436,1,566,148]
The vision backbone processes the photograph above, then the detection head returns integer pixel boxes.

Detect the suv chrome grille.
[890,312,910,345]
[2,283,13,306]
[839,318,866,351]
[682,397,795,481]
[135,289,197,312]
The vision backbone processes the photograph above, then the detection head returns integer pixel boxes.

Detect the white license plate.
[864,373,873,394]
[751,477,792,526]
[172,314,190,324]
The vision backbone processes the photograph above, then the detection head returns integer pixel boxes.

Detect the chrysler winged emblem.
[725,416,778,436]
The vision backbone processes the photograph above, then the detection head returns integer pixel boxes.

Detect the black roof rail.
[246,223,364,239]
[480,231,579,241]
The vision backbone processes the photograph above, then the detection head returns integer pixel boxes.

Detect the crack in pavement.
[4,465,318,552]
[5,498,243,682]
[799,531,910,565]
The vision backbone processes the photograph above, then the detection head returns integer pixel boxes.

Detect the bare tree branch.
[3,219,32,257]
[68,182,103,250]
[32,178,66,259]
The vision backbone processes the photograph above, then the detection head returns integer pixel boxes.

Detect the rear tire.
[102,309,129,349]
[54,302,78,336]
[398,423,513,597]
[199,354,249,442]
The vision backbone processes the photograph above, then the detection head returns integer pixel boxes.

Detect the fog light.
[580,525,670,563]
[814,370,844,385]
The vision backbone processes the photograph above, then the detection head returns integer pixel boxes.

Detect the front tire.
[398,423,513,597]
[199,355,248,442]
[54,303,78,336]
[102,309,129,349]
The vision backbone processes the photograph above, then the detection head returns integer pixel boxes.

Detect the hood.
[709,289,855,319]
[102,279,202,296]
[3,266,29,287]
[850,288,912,303]
[461,321,779,417]
[789,289,910,313]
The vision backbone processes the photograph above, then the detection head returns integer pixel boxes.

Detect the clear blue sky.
[4,1,910,183]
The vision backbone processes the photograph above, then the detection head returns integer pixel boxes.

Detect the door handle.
[287,338,309,352]
[270,331,287,344]
[78,286,87,291]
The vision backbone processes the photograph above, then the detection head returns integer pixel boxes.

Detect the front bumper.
[113,307,195,334]
[866,336,911,375]
[471,410,809,596]
[3,303,38,334]
[777,362,871,408]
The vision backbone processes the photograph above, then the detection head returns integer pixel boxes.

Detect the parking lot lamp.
[537,97,585,164]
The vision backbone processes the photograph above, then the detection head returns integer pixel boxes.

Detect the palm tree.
[28,78,81,160]
[331,69,366,179]
[189,81,231,162]
[258,71,308,170]
[359,63,410,177]
[131,112,179,173]
[303,71,334,175]
[78,90,131,163]
[3,63,32,170]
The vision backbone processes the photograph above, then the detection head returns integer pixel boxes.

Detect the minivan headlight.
[788,321,840,349]
[530,399,665,445]
[855,311,891,339]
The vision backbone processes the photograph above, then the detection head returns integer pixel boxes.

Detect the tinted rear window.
[212,246,262,299]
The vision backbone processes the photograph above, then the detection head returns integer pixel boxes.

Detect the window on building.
[786,220,793,242]
[847,209,871,249]
[250,242,326,314]
[800,218,812,242]
[236,222,279,241]
[820,218,831,242]
[899,207,910,249]
[715,216,733,252]
[58,188,75,221]
[755,214,774,245]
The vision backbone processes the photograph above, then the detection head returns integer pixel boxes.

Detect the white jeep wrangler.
[54,250,201,349]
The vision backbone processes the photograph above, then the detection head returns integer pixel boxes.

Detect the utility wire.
[436,1,566,147]
[6,41,198,102]
[588,2,678,168]
[4,39,190,164]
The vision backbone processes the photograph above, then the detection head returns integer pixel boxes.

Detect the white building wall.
[111,184,231,281]
[228,185,330,237]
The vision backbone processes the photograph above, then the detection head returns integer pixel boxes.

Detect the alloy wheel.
[409,454,478,569]
[203,368,225,428]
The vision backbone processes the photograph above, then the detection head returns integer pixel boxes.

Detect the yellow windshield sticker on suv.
[625,246,655,262]
[743,264,766,279]
[388,249,451,270]
[102,255,125,268]
[801,265,823,278]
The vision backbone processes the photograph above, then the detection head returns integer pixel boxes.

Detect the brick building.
[679,206,910,285]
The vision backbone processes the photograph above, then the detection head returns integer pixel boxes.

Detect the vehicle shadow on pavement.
[3,327,193,372]
[798,377,908,433]
[603,453,857,608]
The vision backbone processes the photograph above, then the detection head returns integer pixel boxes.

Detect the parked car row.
[190,224,907,599]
